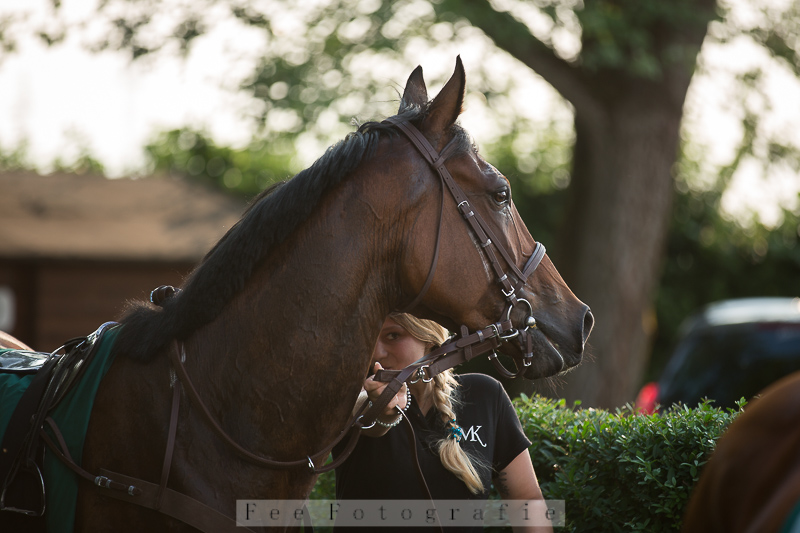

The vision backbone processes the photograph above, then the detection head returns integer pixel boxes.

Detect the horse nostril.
[582,307,594,346]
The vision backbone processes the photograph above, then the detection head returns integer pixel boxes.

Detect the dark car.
[637,297,800,413]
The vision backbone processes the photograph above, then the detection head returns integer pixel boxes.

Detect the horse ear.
[424,56,466,136]
[400,65,428,111]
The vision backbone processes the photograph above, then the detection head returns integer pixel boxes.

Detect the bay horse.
[4,58,592,531]
[682,370,800,532]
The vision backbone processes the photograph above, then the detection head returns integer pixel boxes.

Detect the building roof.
[0,171,247,262]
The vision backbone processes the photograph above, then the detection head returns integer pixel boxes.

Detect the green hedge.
[517,395,739,532]
[310,395,739,531]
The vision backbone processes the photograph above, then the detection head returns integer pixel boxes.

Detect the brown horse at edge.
[682,370,800,533]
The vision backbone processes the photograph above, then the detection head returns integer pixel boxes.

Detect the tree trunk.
[551,88,682,408]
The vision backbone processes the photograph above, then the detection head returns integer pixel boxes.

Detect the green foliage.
[648,147,800,380]
[144,129,294,197]
[310,467,336,502]
[574,0,716,78]
[0,142,29,171]
[309,395,738,532]
[517,395,738,532]
[0,141,105,175]
[711,0,800,78]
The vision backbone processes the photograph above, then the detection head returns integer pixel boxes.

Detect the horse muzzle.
[501,300,593,380]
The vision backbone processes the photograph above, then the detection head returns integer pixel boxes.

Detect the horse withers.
[4,58,592,532]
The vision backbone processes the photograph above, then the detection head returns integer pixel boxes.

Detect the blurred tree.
[0,140,105,175]
[649,140,800,382]
[16,0,800,406]
[145,129,295,197]
[436,0,720,407]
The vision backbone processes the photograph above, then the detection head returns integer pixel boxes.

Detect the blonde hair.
[389,313,485,494]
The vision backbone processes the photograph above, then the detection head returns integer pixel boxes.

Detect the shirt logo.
[462,425,487,447]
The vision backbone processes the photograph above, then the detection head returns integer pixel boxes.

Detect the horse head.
[388,57,593,379]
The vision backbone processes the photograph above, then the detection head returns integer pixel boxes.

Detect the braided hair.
[389,313,486,494]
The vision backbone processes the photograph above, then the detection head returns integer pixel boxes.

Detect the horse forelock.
[114,104,469,363]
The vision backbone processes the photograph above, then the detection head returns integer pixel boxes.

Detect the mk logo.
[462,425,487,447]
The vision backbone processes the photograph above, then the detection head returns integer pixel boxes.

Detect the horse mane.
[114,103,470,362]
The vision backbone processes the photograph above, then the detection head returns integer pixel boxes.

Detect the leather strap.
[38,416,254,533]
[97,468,254,533]
[38,418,139,496]
[381,117,547,378]
[372,319,512,384]
[399,412,440,528]
[167,341,370,471]
[401,173,445,313]
[155,381,182,510]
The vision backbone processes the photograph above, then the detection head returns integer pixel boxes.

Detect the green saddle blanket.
[0,325,121,533]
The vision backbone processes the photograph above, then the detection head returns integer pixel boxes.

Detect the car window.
[658,322,800,408]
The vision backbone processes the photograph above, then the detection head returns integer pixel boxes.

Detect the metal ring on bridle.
[504,297,534,323]
[500,328,519,341]
[356,414,376,431]
[417,366,433,383]
[408,366,433,384]
[501,297,535,340]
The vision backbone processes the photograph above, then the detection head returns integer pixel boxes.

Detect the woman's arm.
[494,450,554,533]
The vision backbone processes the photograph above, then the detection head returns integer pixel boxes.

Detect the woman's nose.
[371,342,388,361]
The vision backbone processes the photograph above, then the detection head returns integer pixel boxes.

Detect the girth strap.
[93,468,253,533]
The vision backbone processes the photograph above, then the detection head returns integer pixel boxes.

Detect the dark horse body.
[682,370,800,533]
[5,59,592,531]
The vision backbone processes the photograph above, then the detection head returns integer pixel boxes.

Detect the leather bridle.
[61,118,553,532]
[377,116,550,382]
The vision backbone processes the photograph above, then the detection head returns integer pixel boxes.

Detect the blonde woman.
[333,313,552,532]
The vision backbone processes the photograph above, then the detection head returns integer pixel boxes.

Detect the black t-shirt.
[333,373,531,504]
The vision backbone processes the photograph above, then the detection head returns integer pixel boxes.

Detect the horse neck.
[182,166,409,456]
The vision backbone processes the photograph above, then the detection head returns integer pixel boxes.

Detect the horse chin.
[503,328,582,380]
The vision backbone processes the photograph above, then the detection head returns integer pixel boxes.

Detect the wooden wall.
[0,259,194,352]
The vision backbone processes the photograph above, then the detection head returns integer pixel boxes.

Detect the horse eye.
[492,189,510,206]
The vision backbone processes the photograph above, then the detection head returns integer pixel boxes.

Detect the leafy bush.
[310,395,739,532]
[517,395,739,532]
